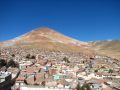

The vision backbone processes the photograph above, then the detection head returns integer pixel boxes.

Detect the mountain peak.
[0,27,89,51]
[31,27,56,33]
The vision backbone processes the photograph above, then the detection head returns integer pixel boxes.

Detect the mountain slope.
[90,40,120,59]
[0,27,119,59]
[0,27,93,53]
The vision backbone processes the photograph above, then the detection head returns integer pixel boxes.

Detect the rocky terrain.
[0,27,94,54]
[0,27,119,59]
[90,40,120,59]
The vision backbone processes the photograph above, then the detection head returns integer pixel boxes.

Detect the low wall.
[20,86,72,90]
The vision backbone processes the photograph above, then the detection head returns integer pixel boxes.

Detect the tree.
[82,61,85,64]
[41,81,46,86]
[26,54,36,59]
[26,54,31,59]
[76,83,81,90]
[11,54,15,57]
[6,59,19,68]
[108,69,113,73]
[31,55,36,59]
[0,59,7,67]
[63,57,70,63]
[6,59,14,68]
[94,69,98,73]
[81,83,91,90]
[76,83,91,90]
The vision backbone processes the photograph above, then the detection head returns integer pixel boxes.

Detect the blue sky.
[0,0,120,41]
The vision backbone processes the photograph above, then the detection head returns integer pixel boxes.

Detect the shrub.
[94,69,98,73]
[63,57,70,63]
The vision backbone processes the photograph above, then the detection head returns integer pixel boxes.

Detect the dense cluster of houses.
[0,47,120,90]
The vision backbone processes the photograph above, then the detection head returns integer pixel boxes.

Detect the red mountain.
[0,27,92,52]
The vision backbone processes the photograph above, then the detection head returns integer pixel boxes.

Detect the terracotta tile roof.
[103,87,112,90]
[16,76,25,81]
[97,79,105,84]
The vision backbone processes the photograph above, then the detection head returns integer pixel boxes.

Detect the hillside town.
[0,47,120,90]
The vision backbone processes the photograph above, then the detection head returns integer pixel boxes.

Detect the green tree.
[76,83,91,90]
[6,59,19,68]
[63,57,70,63]
[94,69,98,73]
[108,69,113,73]
[0,59,7,67]
[41,81,46,86]
[26,54,31,59]
[11,54,15,57]
[31,55,36,59]
[81,83,91,90]
[76,83,81,90]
